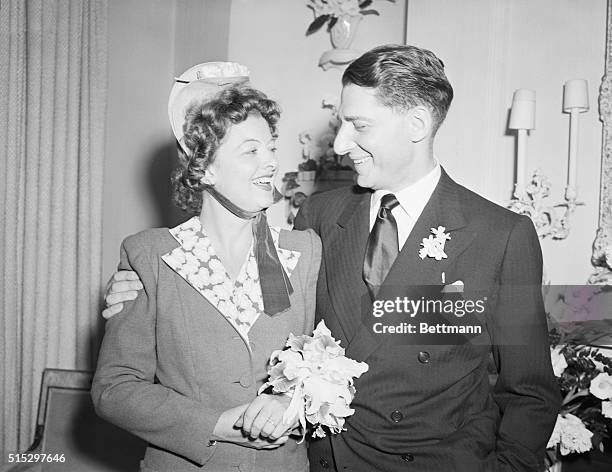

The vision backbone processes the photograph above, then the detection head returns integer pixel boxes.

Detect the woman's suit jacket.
[92,221,321,472]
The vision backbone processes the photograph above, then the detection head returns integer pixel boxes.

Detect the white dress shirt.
[369,163,441,249]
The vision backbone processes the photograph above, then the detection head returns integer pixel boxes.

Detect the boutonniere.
[419,226,451,261]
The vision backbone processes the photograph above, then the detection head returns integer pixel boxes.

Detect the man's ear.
[405,106,432,143]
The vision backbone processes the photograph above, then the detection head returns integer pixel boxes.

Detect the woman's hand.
[234,394,298,441]
[212,404,289,450]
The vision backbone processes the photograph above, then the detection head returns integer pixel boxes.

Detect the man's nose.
[333,122,355,156]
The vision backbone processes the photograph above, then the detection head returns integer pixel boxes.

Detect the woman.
[92,62,321,472]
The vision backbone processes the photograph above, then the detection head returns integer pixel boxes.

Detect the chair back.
[31,369,146,471]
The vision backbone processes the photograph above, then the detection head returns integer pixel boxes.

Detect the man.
[104,45,560,471]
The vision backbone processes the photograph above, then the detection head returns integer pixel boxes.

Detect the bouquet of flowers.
[258,320,368,440]
[546,331,612,465]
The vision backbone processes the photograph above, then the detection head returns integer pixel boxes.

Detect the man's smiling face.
[334,84,416,192]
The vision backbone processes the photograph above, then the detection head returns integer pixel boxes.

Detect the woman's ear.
[405,106,432,143]
[201,167,216,186]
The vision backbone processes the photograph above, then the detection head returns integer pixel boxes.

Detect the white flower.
[419,227,450,260]
[550,346,568,377]
[179,229,199,251]
[212,280,233,300]
[182,252,200,274]
[589,372,612,400]
[419,235,447,260]
[259,320,368,441]
[190,267,210,289]
[431,225,451,242]
[602,400,612,419]
[547,414,593,455]
[192,244,210,263]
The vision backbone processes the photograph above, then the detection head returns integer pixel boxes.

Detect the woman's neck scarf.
[203,185,293,316]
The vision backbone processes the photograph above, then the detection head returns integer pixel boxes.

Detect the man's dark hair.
[342,44,454,135]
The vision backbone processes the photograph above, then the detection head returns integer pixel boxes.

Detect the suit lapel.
[325,189,372,343]
[346,169,477,362]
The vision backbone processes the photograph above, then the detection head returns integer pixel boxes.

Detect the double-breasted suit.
[92,219,321,472]
[294,169,560,472]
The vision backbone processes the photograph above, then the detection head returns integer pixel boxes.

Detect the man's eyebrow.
[341,114,372,122]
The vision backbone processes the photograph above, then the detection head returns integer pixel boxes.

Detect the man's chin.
[355,173,374,190]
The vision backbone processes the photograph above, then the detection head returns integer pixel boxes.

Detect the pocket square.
[441,280,464,293]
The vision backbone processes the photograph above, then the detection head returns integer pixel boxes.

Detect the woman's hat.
[168,62,250,153]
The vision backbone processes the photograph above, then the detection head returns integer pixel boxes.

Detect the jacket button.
[390,410,403,423]
[401,453,414,462]
[417,351,430,364]
[319,457,330,468]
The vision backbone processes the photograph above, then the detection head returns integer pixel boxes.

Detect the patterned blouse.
[161,217,300,342]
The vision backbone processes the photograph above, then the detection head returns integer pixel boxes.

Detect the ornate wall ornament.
[508,170,584,240]
[590,0,612,284]
[305,0,396,70]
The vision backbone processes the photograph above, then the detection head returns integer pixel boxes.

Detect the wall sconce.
[507,83,586,240]
[508,89,536,197]
[563,79,590,198]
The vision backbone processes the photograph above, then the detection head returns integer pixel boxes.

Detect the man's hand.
[102,270,143,319]
[234,394,297,441]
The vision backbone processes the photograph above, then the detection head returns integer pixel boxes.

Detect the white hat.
[168,61,250,153]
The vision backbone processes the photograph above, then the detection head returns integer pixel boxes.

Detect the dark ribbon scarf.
[203,186,293,316]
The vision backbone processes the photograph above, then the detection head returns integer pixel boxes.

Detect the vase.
[330,15,361,50]
[546,462,562,472]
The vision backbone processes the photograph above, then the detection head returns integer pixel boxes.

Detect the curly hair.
[171,86,281,213]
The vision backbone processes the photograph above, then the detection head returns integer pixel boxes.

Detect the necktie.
[363,194,400,299]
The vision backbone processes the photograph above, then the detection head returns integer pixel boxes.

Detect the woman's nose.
[262,151,278,171]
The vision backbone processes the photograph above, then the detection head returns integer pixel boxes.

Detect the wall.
[405,0,606,284]
[102,0,231,282]
[227,0,407,225]
[103,0,606,286]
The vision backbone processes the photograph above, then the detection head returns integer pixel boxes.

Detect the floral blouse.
[161,217,300,342]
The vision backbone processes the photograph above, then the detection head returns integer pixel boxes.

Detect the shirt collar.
[370,162,441,221]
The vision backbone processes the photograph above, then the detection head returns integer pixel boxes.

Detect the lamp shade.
[509,89,536,130]
[563,79,589,113]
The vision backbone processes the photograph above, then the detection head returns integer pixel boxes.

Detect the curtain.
[0,0,108,456]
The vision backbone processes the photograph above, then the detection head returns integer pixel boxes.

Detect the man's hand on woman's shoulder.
[102,270,143,319]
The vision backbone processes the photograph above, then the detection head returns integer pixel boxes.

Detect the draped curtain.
[0,0,108,456]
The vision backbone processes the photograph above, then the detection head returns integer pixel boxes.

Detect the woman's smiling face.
[205,112,278,212]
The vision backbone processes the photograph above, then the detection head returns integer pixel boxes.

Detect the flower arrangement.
[259,320,368,440]
[297,99,352,173]
[546,328,612,466]
[306,0,395,35]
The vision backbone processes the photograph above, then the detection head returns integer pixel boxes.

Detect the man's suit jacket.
[92,224,321,472]
[294,169,560,472]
